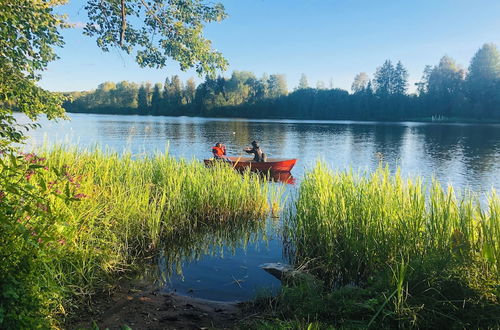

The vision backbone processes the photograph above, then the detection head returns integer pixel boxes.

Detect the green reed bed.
[267,163,499,329]
[0,147,281,328]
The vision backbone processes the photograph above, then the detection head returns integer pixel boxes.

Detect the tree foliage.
[268,74,288,98]
[84,0,228,75]
[428,56,464,96]
[298,74,309,90]
[419,56,466,116]
[374,60,395,96]
[373,60,409,96]
[65,45,500,121]
[393,61,409,95]
[466,43,500,116]
[0,0,67,151]
[351,72,369,93]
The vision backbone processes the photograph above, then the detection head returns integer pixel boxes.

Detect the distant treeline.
[64,43,500,121]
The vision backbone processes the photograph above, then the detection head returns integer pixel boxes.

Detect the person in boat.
[212,142,229,161]
[244,140,267,162]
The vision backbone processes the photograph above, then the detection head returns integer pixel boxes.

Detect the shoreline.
[67,280,251,330]
[17,110,500,125]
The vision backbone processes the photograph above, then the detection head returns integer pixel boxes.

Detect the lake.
[16,113,500,301]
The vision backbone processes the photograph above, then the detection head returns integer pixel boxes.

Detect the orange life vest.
[212,146,225,157]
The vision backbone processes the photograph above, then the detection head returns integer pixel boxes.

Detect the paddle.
[233,150,244,168]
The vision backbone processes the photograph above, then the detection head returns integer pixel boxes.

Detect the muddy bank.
[67,281,255,330]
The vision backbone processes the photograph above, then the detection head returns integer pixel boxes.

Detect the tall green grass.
[3,146,282,326]
[284,163,500,328]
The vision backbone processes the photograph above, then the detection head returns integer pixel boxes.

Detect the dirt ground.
[67,281,256,330]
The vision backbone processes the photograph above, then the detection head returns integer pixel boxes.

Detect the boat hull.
[203,157,297,173]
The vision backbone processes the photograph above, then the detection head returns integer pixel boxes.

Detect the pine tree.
[151,83,162,114]
[137,84,148,111]
[374,60,395,96]
[416,65,433,96]
[163,77,171,99]
[393,61,409,95]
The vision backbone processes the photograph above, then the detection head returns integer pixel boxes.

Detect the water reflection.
[155,215,282,302]
[19,114,500,194]
[268,172,296,185]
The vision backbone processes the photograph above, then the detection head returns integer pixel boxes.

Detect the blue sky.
[39,0,500,93]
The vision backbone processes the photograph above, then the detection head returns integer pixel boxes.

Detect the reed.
[284,163,500,327]
[1,146,282,327]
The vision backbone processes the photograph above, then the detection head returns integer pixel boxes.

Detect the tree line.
[64,43,500,121]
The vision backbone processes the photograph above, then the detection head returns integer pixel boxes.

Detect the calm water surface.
[17,113,500,301]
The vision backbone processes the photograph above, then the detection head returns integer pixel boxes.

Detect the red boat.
[203,156,297,173]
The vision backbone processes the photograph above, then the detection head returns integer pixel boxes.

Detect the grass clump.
[263,163,500,328]
[0,147,281,328]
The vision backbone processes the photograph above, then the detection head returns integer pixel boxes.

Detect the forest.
[64,43,500,121]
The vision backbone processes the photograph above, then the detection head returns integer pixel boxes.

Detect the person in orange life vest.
[212,142,229,161]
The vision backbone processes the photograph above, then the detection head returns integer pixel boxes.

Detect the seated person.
[243,140,267,162]
[212,142,229,161]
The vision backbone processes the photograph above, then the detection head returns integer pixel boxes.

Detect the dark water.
[17,113,500,301]
[158,234,283,301]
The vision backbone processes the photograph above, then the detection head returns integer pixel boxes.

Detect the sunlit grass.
[24,146,283,322]
[282,163,500,327]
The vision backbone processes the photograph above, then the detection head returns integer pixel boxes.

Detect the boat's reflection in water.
[267,171,295,184]
[246,171,295,184]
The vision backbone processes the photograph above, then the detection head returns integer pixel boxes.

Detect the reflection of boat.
[268,171,296,184]
[203,157,297,173]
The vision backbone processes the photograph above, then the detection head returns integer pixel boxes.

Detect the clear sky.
[39,0,500,93]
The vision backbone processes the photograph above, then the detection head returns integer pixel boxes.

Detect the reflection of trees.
[149,120,170,139]
[418,124,500,192]
[358,124,407,170]
[419,125,463,162]
[199,120,251,156]
[89,116,500,193]
[250,122,288,158]
[179,120,199,141]
[460,125,500,174]
[157,216,267,278]
[198,120,291,158]
[223,121,252,147]
[95,119,133,137]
